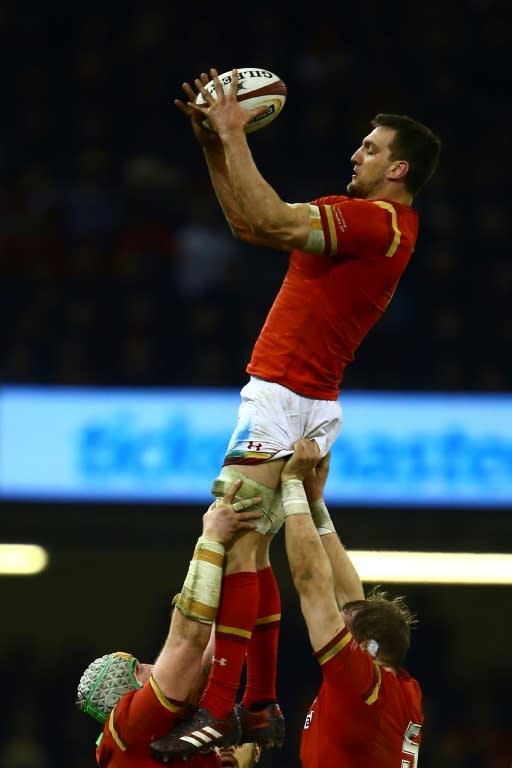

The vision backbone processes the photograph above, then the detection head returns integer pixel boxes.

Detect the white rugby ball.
[195,67,287,134]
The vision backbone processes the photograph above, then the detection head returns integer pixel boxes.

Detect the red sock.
[200,572,259,719]
[242,566,281,709]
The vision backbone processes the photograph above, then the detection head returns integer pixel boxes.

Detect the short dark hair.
[371,113,441,197]
[344,587,417,668]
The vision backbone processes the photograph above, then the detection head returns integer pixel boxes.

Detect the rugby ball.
[195,67,287,134]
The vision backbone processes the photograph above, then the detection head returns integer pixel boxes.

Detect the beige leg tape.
[211,467,278,535]
[268,488,284,536]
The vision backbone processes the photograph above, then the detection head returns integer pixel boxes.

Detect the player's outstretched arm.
[152,481,262,700]
[175,74,248,236]
[176,72,287,250]
[190,68,311,252]
[303,453,364,608]
[281,440,345,651]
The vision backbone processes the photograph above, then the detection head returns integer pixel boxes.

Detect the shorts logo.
[304,710,314,729]
[247,441,262,450]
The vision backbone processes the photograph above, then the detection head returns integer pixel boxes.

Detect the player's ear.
[389,160,409,181]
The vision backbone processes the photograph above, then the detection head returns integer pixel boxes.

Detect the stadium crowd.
[2,1,510,391]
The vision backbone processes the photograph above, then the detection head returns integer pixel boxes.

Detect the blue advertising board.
[1,387,511,506]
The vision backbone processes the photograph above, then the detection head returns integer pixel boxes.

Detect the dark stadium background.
[1,1,511,766]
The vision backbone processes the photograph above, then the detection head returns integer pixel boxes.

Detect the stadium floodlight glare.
[0,544,49,575]
[348,551,512,585]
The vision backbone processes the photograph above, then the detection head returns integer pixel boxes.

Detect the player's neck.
[368,184,413,207]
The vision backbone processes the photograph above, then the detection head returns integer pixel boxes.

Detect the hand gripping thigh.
[211,467,277,535]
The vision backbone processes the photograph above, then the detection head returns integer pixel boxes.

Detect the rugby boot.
[150,707,241,763]
[236,702,285,747]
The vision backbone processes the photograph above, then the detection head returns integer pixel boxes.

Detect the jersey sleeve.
[315,628,382,705]
[108,676,184,748]
[311,196,404,262]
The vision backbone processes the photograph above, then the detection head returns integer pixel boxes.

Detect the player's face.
[216,743,261,768]
[347,126,396,199]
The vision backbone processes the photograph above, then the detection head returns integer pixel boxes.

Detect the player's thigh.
[228,458,285,488]
[224,527,275,573]
[224,528,261,574]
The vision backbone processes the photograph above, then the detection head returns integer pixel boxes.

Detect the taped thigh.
[267,487,285,536]
[211,467,276,535]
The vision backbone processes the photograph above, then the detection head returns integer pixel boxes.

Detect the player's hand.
[281,438,321,483]
[303,451,331,503]
[202,479,263,543]
[185,68,267,140]
[175,72,223,150]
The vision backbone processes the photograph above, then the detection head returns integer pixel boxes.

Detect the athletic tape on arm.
[303,205,326,255]
[175,537,225,624]
[282,479,310,515]
[310,498,336,535]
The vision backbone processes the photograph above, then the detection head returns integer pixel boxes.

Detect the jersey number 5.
[401,721,421,768]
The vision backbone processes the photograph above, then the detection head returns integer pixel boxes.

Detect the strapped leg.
[211,467,277,535]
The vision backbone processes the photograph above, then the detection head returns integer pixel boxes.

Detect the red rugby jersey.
[96,679,220,768]
[247,196,419,399]
[300,628,423,768]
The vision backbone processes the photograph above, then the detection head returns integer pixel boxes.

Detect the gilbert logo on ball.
[195,68,287,134]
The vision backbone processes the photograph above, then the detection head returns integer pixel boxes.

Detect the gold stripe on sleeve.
[324,205,338,255]
[108,709,127,752]
[364,663,382,705]
[150,676,184,713]
[317,630,352,666]
[373,201,401,257]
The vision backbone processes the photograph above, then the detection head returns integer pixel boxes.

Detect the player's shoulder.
[392,668,423,706]
[395,669,424,716]
[397,667,422,690]
[313,195,403,215]
[312,194,351,206]
[372,198,418,214]
[320,628,374,671]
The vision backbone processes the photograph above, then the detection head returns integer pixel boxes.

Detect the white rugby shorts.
[224,376,342,464]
